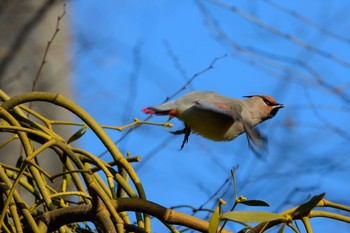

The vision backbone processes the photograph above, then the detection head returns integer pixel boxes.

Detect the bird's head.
[244,95,285,122]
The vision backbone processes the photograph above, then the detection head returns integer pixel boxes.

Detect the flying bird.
[142,91,284,156]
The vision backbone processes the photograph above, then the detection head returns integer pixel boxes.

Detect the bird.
[142,91,284,156]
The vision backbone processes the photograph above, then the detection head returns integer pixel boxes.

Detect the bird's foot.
[170,126,191,150]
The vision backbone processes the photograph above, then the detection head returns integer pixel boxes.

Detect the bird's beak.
[274,104,285,109]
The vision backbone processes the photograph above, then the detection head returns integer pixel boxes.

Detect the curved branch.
[34,203,116,233]
[1,91,150,230]
[1,92,144,195]
[29,198,232,233]
[112,198,232,233]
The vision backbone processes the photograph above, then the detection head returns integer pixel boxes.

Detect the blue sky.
[70,1,350,232]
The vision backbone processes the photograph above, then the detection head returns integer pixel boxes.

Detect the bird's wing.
[193,100,236,119]
[241,123,267,159]
[194,100,267,158]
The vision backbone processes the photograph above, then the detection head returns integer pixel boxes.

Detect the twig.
[32,3,66,92]
[206,0,350,68]
[98,53,227,158]
[163,53,227,103]
[103,118,173,132]
[121,39,143,126]
[0,0,57,79]
[197,0,350,105]
[262,0,350,44]
[163,40,191,83]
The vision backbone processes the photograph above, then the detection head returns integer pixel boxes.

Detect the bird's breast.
[177,106,244,141]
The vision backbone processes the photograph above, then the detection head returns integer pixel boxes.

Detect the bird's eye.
[262,98,273,106]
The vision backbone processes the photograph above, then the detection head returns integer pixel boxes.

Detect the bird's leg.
[180,126,191,150]
[170,125,191,150]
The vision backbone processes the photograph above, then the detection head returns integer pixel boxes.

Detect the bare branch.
[98,53,227,158]
[32,3,66,92]
[0,0,58,79]
[206,0,350,68]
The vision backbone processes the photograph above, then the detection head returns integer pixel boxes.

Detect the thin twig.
[262,0,350,44]
[163,53,227,103]
[197,0,350,105]
[163,40,191,83]
[32,3,66,92]
[206,0,350,68]
[0,0,57,79]
[98,54,227,158]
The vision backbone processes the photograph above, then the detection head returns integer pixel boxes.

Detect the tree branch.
[29,198,233,233]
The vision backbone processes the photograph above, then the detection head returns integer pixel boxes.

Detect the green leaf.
[239,199,270,207]
[67,125,88,144]
[221,211,283,223]
[208,199,226,233]
[208,205,220,233]
[292,193,325,217]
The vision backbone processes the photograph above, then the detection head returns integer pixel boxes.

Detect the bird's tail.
[142,101,177,116]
